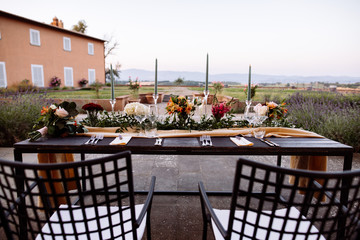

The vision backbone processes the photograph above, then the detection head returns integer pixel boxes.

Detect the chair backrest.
[0,151,139,240]
[227,157,360,240]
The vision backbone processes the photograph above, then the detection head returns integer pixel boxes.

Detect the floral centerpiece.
[124,102,149,116]
[212,81,224,95]
[128,76,141,99]
[82,103,104,127]
[165,95,200,127]
[254,101,288,125]
[211,95,233,122]
[243,84,258,100]
[28,101,87,141]
[49,76,61,88]
[79,78,88,87]
[267,101,288,121]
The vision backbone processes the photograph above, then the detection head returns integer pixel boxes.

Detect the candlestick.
[109,99,116,113]
[247,64,251,101]
[110,64,115,101]
[155,59,158,95]
[205,54,209,92]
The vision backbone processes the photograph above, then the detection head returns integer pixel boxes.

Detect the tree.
[72,20,87,33]
[104,34,120,59]
[175,77,184,86]
[105,63,121,79]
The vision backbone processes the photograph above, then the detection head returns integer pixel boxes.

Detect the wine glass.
[244,106,256,127]
[134,105,148,136]
[146,105,157,137]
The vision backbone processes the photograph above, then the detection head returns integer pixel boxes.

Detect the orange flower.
[41,106,49,115]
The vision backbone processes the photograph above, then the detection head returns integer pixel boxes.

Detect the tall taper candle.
[205,54,209,91]
[155,59,158,95]
[110,64,115,101]
[247,64,251,101]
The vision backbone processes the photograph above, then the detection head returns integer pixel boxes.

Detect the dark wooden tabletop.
[14,136,353,157]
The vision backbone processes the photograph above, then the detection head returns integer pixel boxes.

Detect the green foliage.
[174,77,184,86]
[286,92,360,151]
[72,20,87,33]
[0,92,54,146]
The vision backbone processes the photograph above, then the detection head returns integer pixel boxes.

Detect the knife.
[265,138,280,147]
[260,138,275,147]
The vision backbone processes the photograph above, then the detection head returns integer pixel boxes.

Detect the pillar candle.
[247,65,251,101]
[110,64,115,101]
[155,59,158,95]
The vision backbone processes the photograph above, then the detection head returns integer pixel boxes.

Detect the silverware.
[84,135,95,145]
[92,134,104,145]
[265,138,280,147]
[260,138,274,147]
[206,135,212,146]
[155,138,162,146]
[200,136,207,146]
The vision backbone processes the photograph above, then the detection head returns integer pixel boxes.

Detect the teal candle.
[205,54,209,92]
[247,65,251,101]
[110,64,115,101]
[155,59,158,95]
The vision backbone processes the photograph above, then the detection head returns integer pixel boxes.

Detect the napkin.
[230,137,254,146]
[110,136,132,145]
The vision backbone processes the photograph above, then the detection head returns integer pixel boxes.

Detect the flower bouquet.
[253,101,288,125]
[82,103,104,127]
[212,81,224,95]
[165,95,201,127]
[211,95,233,122]
[28,101,87,141]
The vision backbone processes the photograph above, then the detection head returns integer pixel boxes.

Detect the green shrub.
[286,92,360,151]
[0,91,54,146]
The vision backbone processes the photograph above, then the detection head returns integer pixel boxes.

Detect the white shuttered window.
[31,65,44,87]
[64,67,74,86]
[88,43,94,55]
[30,29,40,46]
[88,69,96,85]
[0,62,7,88]
[63,37,71,51]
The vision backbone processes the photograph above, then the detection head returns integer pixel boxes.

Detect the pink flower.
[55,107,69,118]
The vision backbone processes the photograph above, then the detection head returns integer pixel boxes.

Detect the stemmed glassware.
[134,105,147,136]
[146,105,157,137]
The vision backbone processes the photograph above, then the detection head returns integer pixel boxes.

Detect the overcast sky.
[2,0,360,77]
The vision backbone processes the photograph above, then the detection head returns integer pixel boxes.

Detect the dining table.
[13,133,353,200]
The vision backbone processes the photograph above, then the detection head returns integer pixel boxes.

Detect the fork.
[84,135,95,145]
[200,135,207,146]
[206,135,212,146]
[92,134,104,145]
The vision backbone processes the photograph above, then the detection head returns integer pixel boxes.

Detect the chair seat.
[37,204,146,240]
[212,206,325,240]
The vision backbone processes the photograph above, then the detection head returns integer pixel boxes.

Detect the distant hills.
[117,68,360,84]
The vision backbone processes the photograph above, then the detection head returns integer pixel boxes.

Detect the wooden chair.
[199,157,360,240]
[0,151,156,240]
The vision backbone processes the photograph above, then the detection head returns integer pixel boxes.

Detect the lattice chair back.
[0,151,155,240]
[199,157,360,240]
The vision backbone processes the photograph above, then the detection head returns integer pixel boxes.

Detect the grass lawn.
[45,85,307,102]
[188,86,303,102]
[46,86,166,99]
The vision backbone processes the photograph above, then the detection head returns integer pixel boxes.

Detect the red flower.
[82,103,104,112]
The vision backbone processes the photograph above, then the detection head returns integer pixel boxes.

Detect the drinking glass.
[134,105,147,136]
[145,105,157,137]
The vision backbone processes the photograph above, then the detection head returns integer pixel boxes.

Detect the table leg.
[13,149,27,239]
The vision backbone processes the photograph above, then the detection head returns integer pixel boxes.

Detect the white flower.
[254,103,268,116]
[49,104,57,110]
[124,102,149,116]
[55,107,69,118]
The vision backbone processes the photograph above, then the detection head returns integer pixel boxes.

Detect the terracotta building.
[0,10,105,88]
